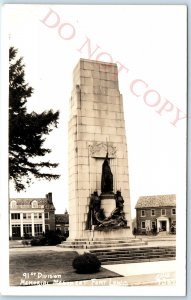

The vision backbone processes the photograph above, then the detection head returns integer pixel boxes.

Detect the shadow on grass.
[9,249,122,286]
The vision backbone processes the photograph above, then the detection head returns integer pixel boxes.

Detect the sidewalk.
[101,260,176,286]
[52,260,176,287]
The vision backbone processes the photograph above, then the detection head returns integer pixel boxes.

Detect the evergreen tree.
[9,47,60,191]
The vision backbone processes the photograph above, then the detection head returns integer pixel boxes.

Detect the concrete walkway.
[64,260,176,286]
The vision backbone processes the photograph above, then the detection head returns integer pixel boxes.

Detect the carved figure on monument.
[87,191,101,229]
[115,190,124,211]
[94,189,127,230]
[101,152,113,193]
[96,209,127,230]
[91,191,101,212]
[86,189,128,230]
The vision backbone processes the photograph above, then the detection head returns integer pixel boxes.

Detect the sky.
[3,4,187,218]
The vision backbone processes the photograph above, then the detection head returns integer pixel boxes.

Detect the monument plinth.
[68,59,132,241]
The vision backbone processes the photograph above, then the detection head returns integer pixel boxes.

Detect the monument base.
[66,227,132,242]
[60,230,147,249]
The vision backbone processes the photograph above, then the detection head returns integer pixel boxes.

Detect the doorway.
[161,221,167,231]
[12,225,21,238]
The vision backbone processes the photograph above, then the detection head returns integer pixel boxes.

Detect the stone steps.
[95,250,175,258]
[91,246,175,254]
[90,246,176,265]
[100,256,176,265]
[59,238,147,249]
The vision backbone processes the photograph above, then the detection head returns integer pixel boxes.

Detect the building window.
[151,209,155,216]
[45,212,49,219]
[34,213,42,219]
[12,225,21,237]
[151,221,156,229]
[11,213,20,220]
[10,201,17,209]
[32,200,38,208]
[141,210,145,217]
[172,208,176,215]
[161,209,166,216]
[34,224,43,236]
[141,221,146,229]
[45,224,50,232]
[23,224,32,236]
[23,213,31,219]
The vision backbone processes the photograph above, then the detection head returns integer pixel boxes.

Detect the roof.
[55,214,69,224]
[135,194,176,209]
[9,197,55,210]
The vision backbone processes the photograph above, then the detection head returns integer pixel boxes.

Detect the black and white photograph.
[0,3,187,296]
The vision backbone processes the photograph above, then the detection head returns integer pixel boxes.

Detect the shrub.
[45,230,62,245]
[72,253,101,274]
[30,238,39,246]
[30,237,47,246]
[46,234,61,246]
[30,232,61,246]
[22,240,29,246]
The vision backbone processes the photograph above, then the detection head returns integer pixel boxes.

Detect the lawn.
[9,249,121,286]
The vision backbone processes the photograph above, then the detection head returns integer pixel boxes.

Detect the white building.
[9,193,55,238]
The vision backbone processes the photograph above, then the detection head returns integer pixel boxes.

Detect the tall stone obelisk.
[68,59,131,240]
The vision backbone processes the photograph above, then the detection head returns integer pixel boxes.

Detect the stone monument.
[68,59,132,241]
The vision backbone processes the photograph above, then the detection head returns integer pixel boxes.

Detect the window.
[32,200,38,208]
[161,209,166,216]
[23,213,31,219]
[151,221,156,229]
[34,213,42,219]
[11,213,20,220]
[11,200,17,208]
[172,208,176,215]
[141,221,146,229]
[34,224,43,236]
[23,224,32,236]
[141,210,145,217]
[45,224,50,231]
[151,209,155,216]
[45,212,49,219]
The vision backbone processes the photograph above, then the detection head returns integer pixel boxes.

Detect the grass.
[9,249,121,286]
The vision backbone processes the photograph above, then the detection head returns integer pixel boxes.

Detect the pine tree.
[9,47,60,191]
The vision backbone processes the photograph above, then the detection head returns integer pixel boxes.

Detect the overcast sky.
[4,4,187,217]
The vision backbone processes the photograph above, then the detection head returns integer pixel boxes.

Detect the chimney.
[46,192,52,204]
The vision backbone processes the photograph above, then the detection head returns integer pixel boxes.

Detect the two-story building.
[9,193,55,238]
[135,194,176,234]
[55,210,69,235]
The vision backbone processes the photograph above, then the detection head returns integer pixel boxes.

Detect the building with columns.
[135,194,176,234]
[9,193,55,238]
